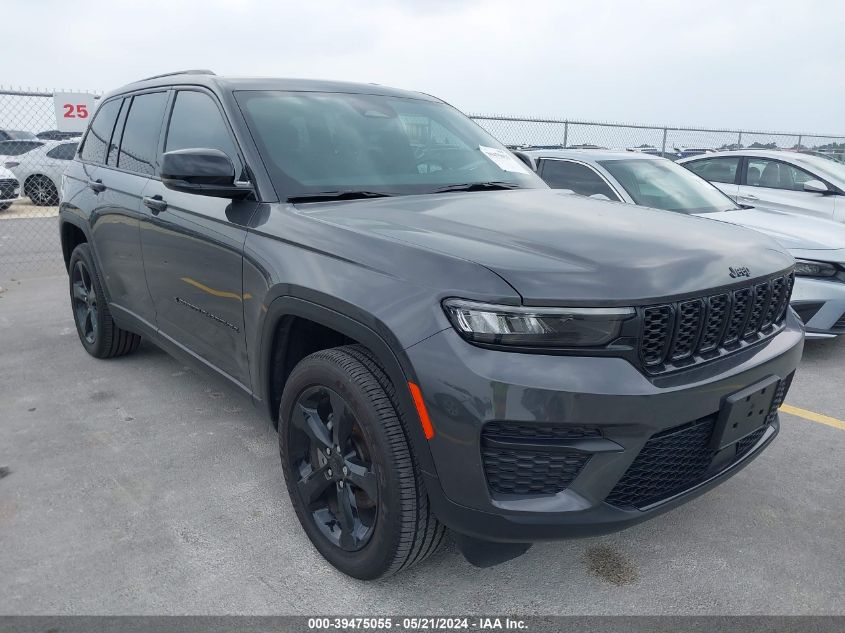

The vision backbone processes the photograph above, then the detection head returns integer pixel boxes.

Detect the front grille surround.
[638,272,794,374]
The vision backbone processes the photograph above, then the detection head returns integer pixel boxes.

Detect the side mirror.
[160,148,251,199]
[803,179,829,194]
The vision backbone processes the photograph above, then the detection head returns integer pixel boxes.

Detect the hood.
[295,190,793,305]
[710,206,845,251]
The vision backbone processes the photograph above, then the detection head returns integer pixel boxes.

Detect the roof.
[677,149,800,162]
[519,148,665,162]
[105,71,440,103]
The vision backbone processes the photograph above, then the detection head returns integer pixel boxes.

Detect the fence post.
[563,121,569,148]
[737,131,743,148]
[797,134,803,149]
[660,128,668,154]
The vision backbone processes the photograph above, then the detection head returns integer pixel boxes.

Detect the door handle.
[143,195,168,214]
[87,179,106,193]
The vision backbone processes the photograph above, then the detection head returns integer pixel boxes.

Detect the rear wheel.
[279,345,445,579]
[25,175,58,206]
[68,243,141,358]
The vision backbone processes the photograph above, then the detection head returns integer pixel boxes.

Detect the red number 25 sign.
[53,92,97,133]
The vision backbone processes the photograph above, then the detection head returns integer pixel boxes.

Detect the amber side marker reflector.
[408,382,435,440]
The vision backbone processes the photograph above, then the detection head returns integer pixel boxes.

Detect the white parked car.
[3,139,78,206]
[679,149,844,223]
[518,148,845,338]
[0,164,20,211]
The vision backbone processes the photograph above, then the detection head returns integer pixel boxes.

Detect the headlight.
[442,298,634,347]
[794,259,838,277]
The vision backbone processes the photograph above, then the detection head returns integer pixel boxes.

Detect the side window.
[747,158,816,191]
[684,157,739,184]
[165,90,237,158]
[118,92,168,176]
[46,143,79,160]
[79,99,121,164]
[106,99,128,167]
[540,160,619,200]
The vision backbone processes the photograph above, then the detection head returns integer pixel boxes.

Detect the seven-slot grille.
[639,272,794,372]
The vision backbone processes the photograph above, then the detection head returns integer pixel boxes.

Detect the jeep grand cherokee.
[59,70,803,579]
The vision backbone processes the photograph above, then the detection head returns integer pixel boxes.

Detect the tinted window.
[540,160,619,200]
[46,143,79,160]
[165,91,237,158]
[118,92,168,175]
[0,130,37,141]
[235,90,545,199]
[0,140,43,156]
[106,99,128,167]
[80,99,121,164]
[747,158,816,191]
[598,158,737,214]
[684,157,740,184]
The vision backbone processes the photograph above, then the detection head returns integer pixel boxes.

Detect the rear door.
[139,88,254,387]
[682,156,741,199]
[89,91,168,327]
[737,156,836,220]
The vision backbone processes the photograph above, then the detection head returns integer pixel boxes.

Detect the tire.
[68,243,141,359]
[279,345,445,579]
[0,202,11,212]
[25,175,58,206]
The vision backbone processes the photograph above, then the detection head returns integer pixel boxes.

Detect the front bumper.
[791,275,845,338]
[407,310,804,542]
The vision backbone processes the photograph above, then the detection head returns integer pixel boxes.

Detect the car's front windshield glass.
[235,90,546,200]
[597,158,738,214]
[792,154,845,187]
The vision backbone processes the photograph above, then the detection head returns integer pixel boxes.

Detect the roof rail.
[132,69,216,83]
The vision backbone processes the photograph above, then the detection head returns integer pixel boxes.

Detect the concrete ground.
[0,274,843,615]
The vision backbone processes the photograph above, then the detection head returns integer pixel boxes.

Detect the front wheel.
[0,202,11,212]
[279,345,445,579]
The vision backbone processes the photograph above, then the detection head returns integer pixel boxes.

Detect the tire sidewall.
[68,243,108,357]
[279,353,406,579]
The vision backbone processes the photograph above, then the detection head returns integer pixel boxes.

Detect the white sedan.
[3,139,78,206]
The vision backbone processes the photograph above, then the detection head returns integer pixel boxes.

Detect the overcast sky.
[3,0,843,133]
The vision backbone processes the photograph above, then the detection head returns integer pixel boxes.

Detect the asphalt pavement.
[0,274,843,615]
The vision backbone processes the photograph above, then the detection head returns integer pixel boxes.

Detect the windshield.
[235,91,546,200]
[791,154,845,187]
[597,158,738,214]
[3,130,37,140]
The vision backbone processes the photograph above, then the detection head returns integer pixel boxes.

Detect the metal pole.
[661,128,668,154]
[737,131,743,148]
[797,134,803,149]
[563,121,569,148]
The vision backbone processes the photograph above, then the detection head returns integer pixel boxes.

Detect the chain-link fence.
[1,88,100,280]
[469,115,845,161]
[2,87,844,279]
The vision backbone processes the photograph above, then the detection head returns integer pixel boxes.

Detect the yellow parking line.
[780,404,845,431]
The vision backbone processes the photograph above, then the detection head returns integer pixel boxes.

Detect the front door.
[138,88,254,388]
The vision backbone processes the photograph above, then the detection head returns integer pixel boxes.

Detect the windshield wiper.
[431,181,523,193]
[288,191,396,203]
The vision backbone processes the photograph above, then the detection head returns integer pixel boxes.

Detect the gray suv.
[59,71,803,579]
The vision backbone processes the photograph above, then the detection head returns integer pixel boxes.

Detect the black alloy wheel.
[71,258,98,345]
[288,385,379,551]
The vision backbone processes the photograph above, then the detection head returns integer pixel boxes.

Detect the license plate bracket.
[712,376,779,451]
